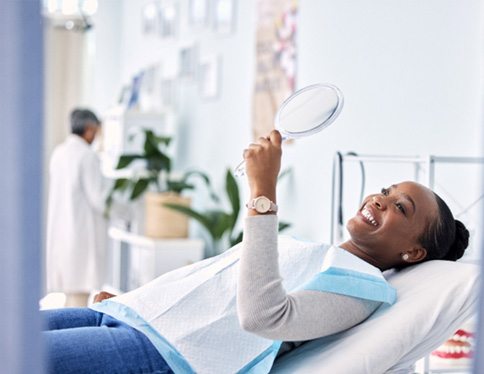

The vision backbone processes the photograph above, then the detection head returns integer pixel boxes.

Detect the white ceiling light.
[43,0,98,17]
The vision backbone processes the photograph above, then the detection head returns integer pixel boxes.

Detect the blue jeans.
[42,308,173,374]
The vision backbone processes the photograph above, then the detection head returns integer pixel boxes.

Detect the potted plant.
[105,128,216,239]
[165,168,291,257]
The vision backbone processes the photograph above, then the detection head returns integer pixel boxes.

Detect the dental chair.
[272,259,479,373]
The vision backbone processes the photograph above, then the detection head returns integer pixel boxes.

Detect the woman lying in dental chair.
[42,130,470,374]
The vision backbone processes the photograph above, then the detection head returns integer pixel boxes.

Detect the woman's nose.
[372,195,385,210]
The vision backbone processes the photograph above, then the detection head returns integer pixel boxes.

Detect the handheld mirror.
[234,83,344,177]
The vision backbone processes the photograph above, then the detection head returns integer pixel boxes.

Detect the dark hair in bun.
[418,192,469,262]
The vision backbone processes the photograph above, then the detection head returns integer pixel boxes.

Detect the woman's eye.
[381,188,389,196]
[396,203,406,214]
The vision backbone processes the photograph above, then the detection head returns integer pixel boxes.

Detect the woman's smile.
[358,205,379,227]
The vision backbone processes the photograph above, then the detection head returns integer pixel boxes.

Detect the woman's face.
[345,181,439,270]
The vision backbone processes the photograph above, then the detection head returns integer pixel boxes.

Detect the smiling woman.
[40,130,471,374]
[342,181,461,271]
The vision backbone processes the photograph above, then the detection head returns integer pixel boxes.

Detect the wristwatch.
[246,196,278,214]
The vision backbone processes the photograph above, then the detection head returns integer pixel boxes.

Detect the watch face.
[255,197,271,213]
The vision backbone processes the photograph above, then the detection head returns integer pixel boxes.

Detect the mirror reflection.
[276,83,343,137]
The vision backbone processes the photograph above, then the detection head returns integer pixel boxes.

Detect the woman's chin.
[346,217,377,238]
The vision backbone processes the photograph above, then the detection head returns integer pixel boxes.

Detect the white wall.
[92,0,482,245]
[90,0,123,113]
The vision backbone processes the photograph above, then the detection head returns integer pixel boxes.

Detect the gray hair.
[70,108,100,136]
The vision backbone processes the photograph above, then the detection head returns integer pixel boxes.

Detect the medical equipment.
[234,83,344,176]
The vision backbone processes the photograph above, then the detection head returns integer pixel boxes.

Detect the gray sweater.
[237,215,380,354]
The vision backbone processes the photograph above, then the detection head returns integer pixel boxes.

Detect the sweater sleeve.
[237,215,381,341]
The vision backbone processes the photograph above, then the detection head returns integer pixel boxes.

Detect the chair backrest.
[272,260,480,373]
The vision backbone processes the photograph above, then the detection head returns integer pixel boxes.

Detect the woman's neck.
[338,240,386,271]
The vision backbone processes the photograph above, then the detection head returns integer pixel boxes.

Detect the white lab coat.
[46,134,108,293]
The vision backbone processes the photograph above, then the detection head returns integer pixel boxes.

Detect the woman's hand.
[93,291,116,303]
[243,130,282,207]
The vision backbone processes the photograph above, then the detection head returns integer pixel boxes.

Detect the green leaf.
[225,169,240,227]
[166,181,194,194]
[154,135,172,147]
[230,231,243,246]
[278,167,293,181]
[146,153,171,173]
[106,178,130,201]
[144,129,167,157]
[104,194,113,217]
[116,154,142,169]
[104,178,132,216]
[278,222,291,232]
[130,178,149,200]
[113,178,129,191]
[206,210,233,241]
[182,170,220,202]
[147,175,160,192]
[144,130,172,154]
[166,204,232,243]
[163,203,212,232]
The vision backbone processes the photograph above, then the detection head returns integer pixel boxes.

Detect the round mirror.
[276,83,344,138]
[234,83,344,176]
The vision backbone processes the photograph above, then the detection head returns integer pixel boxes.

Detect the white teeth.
[362,208,378,226]
[452,334,473,344]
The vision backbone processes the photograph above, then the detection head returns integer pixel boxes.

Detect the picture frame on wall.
[199,55,221,99]
[138,64,165,112]
[142,2,159,34]
[158,0,179,38]
[178,44,199,80]
[160,79,177,108]
[213,0,235,35]
[189,0,209,27]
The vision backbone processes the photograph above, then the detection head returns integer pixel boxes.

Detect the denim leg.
[42,308,103,330]
[43,311,173,374]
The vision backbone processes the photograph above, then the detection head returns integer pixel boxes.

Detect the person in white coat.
[46,108,107,307]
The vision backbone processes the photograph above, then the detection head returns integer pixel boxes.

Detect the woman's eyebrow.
[390,185,416,214]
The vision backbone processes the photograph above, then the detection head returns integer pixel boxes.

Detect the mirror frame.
[275,83,344,138]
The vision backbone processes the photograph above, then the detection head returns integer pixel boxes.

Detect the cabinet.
[108,226,204,292]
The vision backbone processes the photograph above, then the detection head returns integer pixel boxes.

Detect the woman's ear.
[406,246,427,263]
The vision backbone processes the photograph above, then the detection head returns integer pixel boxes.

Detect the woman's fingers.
[260,130,282,146]
[243,143,262,158]
[243,130,282,160]
[93,291,116,303]
[269,130,282,146]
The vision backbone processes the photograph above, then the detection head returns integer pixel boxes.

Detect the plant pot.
[144,192,191,239]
